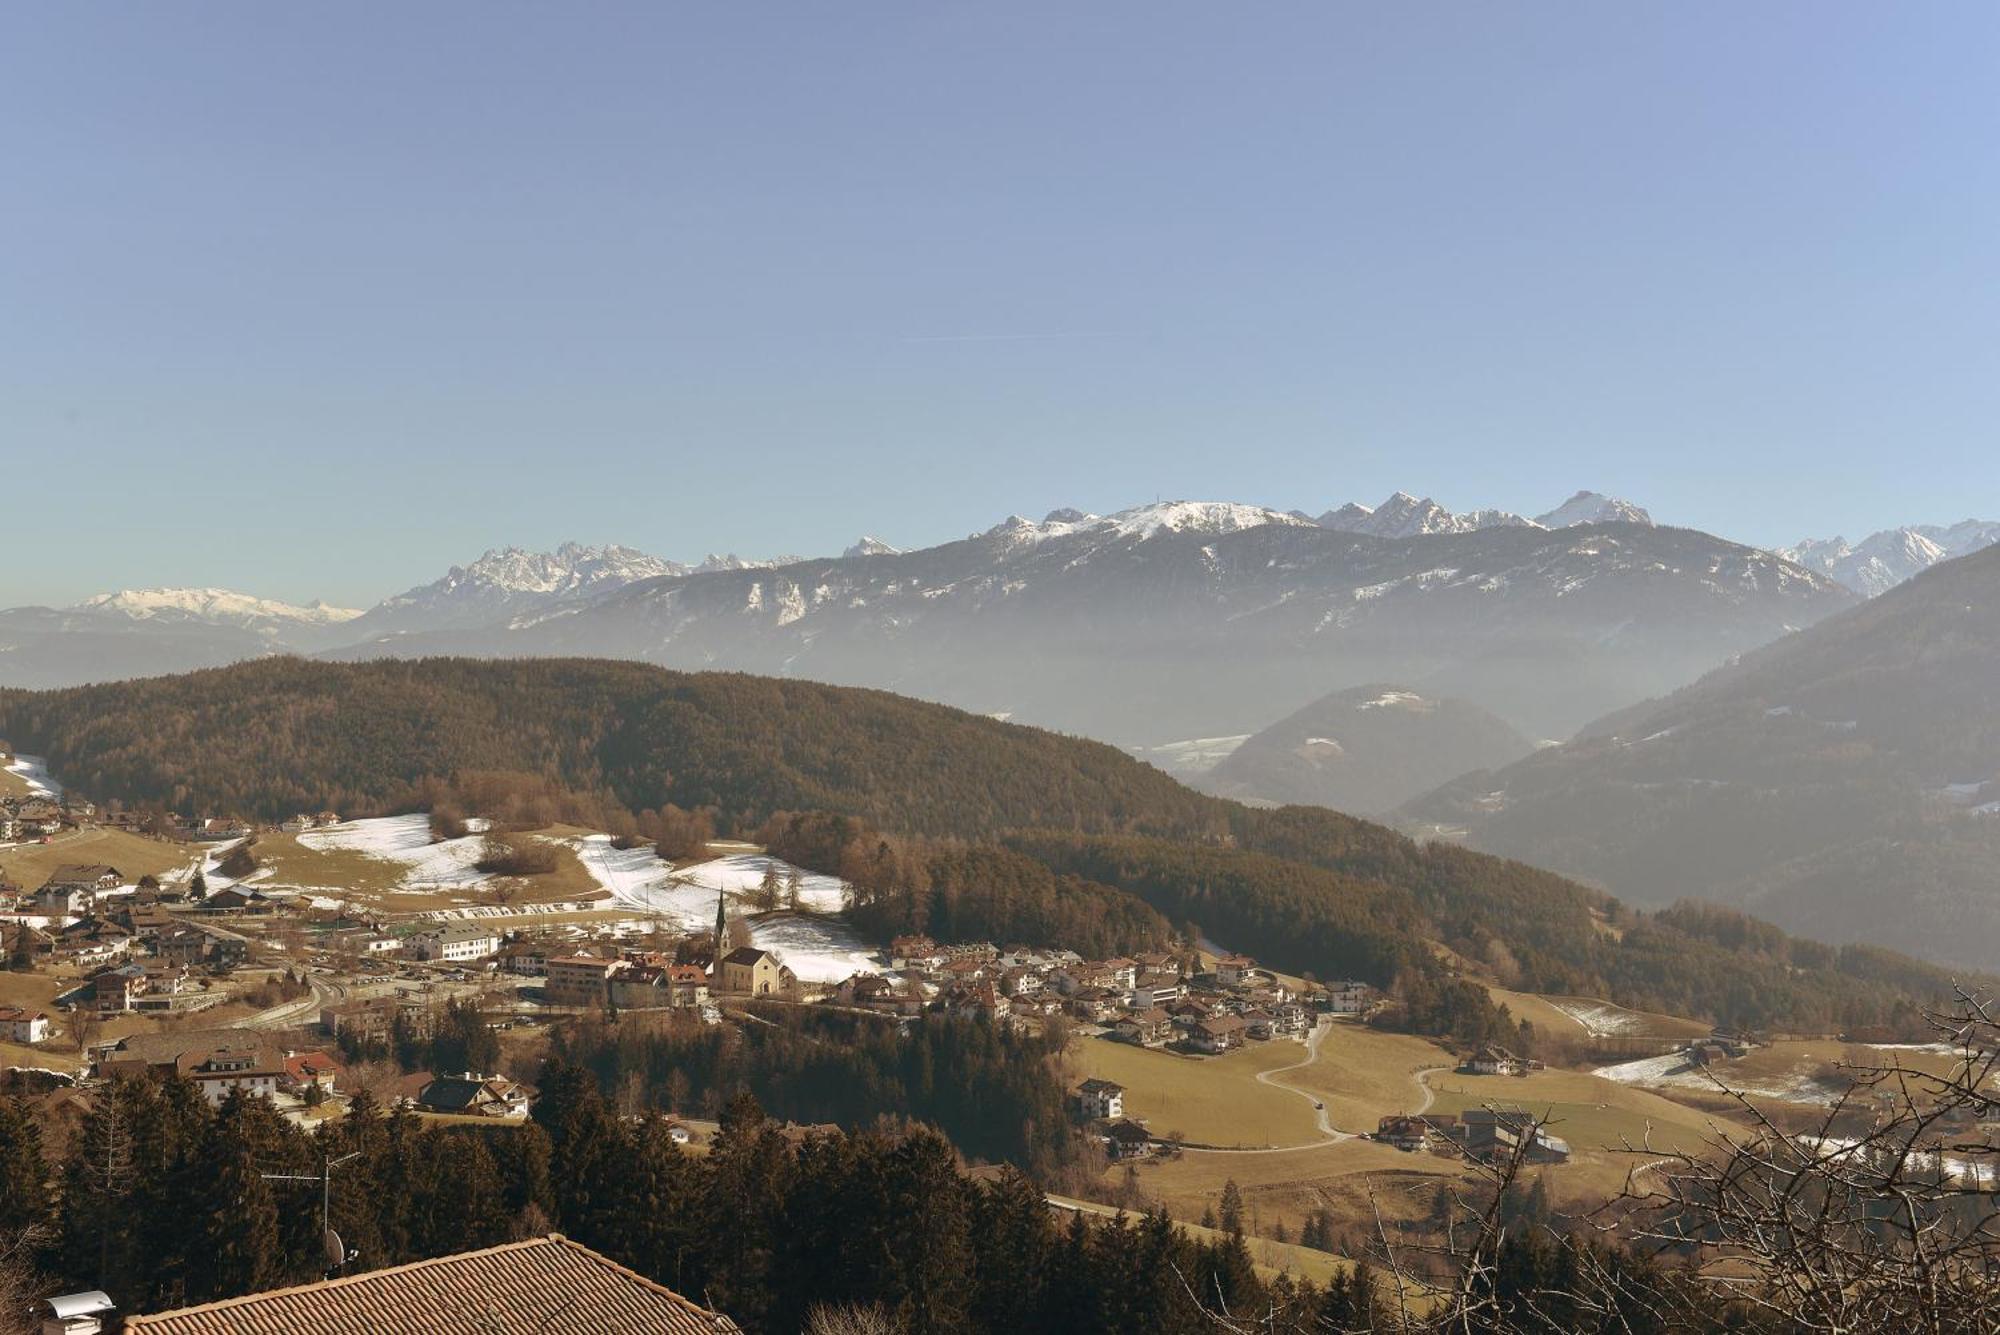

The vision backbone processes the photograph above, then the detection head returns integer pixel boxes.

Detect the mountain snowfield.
[75,587,362,630]
[1781,520,2000,596]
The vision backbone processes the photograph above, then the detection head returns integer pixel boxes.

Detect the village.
[0,758,1905,1275]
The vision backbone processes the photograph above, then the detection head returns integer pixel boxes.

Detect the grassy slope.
[1068,1036,1322,1148]
[0,827,197,888]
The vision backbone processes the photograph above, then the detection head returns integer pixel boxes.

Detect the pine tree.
[1218,1178,1244,1237]
[0,1098,48,1233]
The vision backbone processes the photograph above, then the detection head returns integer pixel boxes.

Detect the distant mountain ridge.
[1200,683,1534,814]
[1,496,1848,751]
[1316,489,1653,539]
[1781,520,2000,596]
[1400,539,2000,967]
[76,587,362,631]
[325,502,1847,744]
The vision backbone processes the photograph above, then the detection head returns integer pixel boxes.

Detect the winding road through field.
[1184,1023,1453,1155]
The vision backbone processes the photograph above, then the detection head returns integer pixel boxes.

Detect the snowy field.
[4,754,60,797]
[297,814,495,890]
[1592,1053,1844,1106]
[552,835,873,982]
[1546,998,1656,1038]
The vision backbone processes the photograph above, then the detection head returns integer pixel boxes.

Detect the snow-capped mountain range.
[1780,520,2000,597]
[306,497,1845,745]
[8,490,1965,753]
[1316,490,1654,539]
[75,587,362,632]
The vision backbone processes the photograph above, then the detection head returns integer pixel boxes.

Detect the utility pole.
[262,1147,362,1275]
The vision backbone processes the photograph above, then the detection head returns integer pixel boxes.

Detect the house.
[0,814,16,842]
[1213,954,1257,988]
[319,996,435,1043]
[1319,980,1375,1015]
[836,973,896,1007]
[1377,1115,1449,1152]
[609,963,677,1010]
[1065,987,1124,1023]
[280,1050,343,1097]
[1094,958,1141,990]
[415,1072,531,1119]
[119,1234,740,1334]
[888,934,946,970]
[940,956,989,983]
[192,817,251,841]
[1242,1008,1276,1041]
[718,946,793,997]
[30,881,97,917]
[47,864,122,892]
[1112,1007,1173,1047]
[1101,1118,1157,1161]
[1075,1077,1125,1120]
[1457,1108,1571,1164]
[1461,1044,1526,1077]
[498,941,551,976]
[0,1005,50,1043]
[667,964,710,1007]
[546,955,619,1008]
[1190,1014,1248,1055]
[935,979,1002,1022]
[188,1047,285,1106]
[1130,972,1185,1009]
[998,966,1043,997]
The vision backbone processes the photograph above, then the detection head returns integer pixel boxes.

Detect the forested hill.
[0,657,1981,1032]
[0,657,1224,839]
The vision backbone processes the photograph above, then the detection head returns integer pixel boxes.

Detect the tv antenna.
[263,1147,363,1274]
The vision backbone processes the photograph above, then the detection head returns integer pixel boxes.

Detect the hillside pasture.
[0,827,196,888]
[1068,1035,1322,1148]
[1278,1022,1456,1133]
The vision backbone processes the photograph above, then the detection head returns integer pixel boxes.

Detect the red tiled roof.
[122,1234,738,1333]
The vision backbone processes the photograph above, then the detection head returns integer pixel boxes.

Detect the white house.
[0,1006,51,1044]
[409,923,500,963]
[1075,1078,1125,1120]
[190,1049,284,1106]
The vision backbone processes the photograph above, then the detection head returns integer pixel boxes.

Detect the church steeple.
[714,887,727,952]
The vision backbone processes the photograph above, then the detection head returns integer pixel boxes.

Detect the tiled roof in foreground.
[123,1234,738,1334]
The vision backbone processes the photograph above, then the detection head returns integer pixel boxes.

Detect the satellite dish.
[323,1227,345,1269]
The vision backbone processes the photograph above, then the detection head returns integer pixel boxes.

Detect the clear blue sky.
[5,4,1997,608]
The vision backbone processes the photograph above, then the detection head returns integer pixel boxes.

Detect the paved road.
[1183,1031,1456,1157]
[240,974,339,1031]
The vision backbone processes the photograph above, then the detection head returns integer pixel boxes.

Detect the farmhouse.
[0,1005,50,1043]
[1461,1044,1527,1077]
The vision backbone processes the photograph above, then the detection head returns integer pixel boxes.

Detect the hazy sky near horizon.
[5,4,1999,607]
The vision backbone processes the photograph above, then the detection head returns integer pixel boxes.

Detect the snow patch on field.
[556,838,866,982]
[1593,1053,1843,1106]
[4,754,60,797]
[1546,998,1654,1037]
[297,814,495,889]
